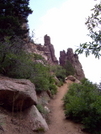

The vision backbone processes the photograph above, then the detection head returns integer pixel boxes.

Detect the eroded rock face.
[0,79,37,111]
[26,105,49,132]
[60,48,85,80]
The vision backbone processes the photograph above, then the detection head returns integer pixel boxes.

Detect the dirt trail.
[45,80,88,134]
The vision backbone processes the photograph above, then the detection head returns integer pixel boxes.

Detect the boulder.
[37,91,51,106]
[66,75,81,84]
[66,75,76,82]
[0,78,37,111]
[26,105,49,132]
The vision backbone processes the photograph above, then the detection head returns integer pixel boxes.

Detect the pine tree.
[0,0,32,39]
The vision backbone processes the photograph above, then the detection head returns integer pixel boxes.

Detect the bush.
[4,52,34,78]
[31,75,49,93]
[63,79,101,133]
[49,84,57,95]
[33,53,45,61]
[64,60,75,76]
[0,37,29,77]
[50,65,66,84]
[36,104,47,114]
[82,96,101,133]
[30,63,57,93]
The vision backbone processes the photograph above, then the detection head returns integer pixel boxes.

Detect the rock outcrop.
[24,35,58,65]
[0,76,49,132]
[0,78,37,111]
[60,48,85,80]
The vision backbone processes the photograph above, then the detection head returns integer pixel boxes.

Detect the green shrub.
[63,79,101,133]
[49,84,57,95]
[33,53,46,63]
[0,36,25,76]
[29,63,51,93]
[50,65,66,83]
[48,75,55,84]
[36,104,47,114]
[82,96,101,133]
[64,60,75,76]
[55,66,66,82]
[5,52,33,78]
[31,75,49,93]
[56,81,62,87]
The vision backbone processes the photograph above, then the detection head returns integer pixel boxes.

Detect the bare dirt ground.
[44,80,89,134]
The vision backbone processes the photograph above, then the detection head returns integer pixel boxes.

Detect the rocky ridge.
[25,35,85,80]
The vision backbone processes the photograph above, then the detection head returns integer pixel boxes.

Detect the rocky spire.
[59,48,85,80]
[44,35,58,64]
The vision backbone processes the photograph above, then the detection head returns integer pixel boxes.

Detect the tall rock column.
[60,50,66,66]
[44,35,58,64]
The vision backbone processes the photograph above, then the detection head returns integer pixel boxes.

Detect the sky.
[28,0,101,84]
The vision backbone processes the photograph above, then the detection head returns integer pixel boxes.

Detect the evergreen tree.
[0,0,32,39]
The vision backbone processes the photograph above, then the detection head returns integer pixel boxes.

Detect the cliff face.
[59,48,85,80]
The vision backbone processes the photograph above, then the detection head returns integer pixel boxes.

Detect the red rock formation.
[59,48,85,80]
[44,35,58,64]
[24,35,58,65]
[0,78,37,111]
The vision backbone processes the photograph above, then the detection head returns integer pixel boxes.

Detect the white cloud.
[79,54,101,84]
[33,0,101,83]
[34,0,95,50]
